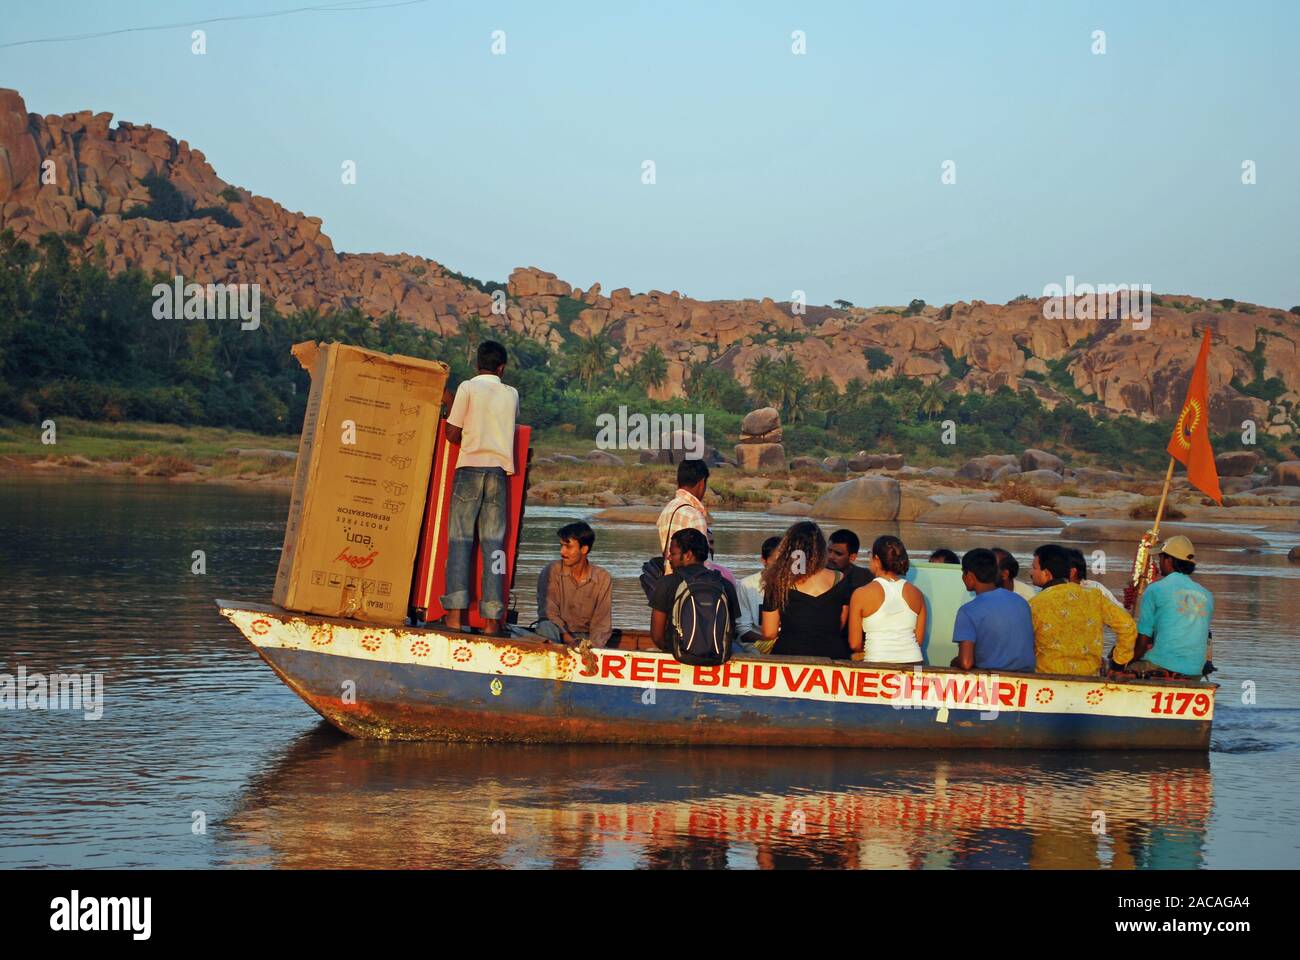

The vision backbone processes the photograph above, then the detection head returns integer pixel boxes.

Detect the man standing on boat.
[655,459,711,575]
[1028,544,1137,675]
[439,340,519,636]
[1126,536,1213,680]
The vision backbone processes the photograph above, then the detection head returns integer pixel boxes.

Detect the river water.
[1,476,1297,869]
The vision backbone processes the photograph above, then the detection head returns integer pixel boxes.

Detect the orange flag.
[1167,329,1222,504]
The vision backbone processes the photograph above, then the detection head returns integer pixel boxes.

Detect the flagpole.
[1150,456,1177,538]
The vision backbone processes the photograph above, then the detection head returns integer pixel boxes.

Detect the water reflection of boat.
[223,729,1211,869]
[217,600,1215,750]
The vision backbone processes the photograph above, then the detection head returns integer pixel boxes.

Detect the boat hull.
[218,601,1214,750]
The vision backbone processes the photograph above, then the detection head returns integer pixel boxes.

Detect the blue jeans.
[440,466,508,619]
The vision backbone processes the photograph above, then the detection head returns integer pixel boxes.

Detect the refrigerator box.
[273,340,449,625]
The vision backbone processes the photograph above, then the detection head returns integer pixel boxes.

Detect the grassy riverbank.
[0,418,298,483]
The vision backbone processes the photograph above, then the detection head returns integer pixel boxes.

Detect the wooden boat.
[216,599,1216,750]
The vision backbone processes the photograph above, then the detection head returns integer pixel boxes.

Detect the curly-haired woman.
[759,521,852,659]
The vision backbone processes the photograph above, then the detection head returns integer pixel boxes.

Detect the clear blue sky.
[3,0,1298,308]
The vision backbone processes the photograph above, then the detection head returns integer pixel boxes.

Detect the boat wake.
[1209,706,1300,753]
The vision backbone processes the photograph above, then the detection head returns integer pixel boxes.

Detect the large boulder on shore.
[957,454,1019,482]
[810,476,901,521]
[1019,468,1065,488]
[1215,451,1258,477]
[899,492,938,521]
[1072,467,1129,488]
[916,500,1065,529]
[1063,518,1267,548]
[1272,461,1300,486]
[734,442,785,472]
[790,456,826,471]
[740,407,781,437]
[1021,449,1064,473]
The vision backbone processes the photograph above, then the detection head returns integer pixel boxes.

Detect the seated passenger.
[649,528,741,654]
[929,548,959,564]
[1128,536,1214,680]
[759,521,852,659]
[736,536,782,647]
[1066,547,1122,607]
[1028,543,1136,675]
[950,548,1036,672]
[992,547,1038,600]
[849,535,926,664]
[828,528,873,646]
[535,521,612,647]
[828,529,875,592]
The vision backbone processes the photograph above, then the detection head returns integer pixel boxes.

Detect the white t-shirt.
[1012,579,1039,600]
[447,373,520,474]
[736,570,764,637]
[1081,578,1123,608]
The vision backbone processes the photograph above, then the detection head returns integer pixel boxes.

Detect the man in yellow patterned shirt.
[1028,544,1136,675]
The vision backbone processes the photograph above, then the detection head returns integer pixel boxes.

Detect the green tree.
[631,344,668,391]
[774,354,809,424]
[748,354,781,407]
[919,382,946,420]
[865,346,893,372]
[842,376,867,409]
[568,329,615,390]
[460,314,489,367]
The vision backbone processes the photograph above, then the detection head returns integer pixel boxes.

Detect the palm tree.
[774,354,809,424]
[460,314,489,366]
[748,354,780,406]
[810,374,840,427]
[919,382,946,420]
[569,329,614,390]
[634,345,668,391]
[842,376,867,410]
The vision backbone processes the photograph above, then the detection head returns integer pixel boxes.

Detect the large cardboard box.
[273,341,449,624]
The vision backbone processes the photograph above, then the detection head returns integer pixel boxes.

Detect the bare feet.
[444,610,465,631]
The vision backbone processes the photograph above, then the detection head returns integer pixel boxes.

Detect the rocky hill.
[2,88,1296,441]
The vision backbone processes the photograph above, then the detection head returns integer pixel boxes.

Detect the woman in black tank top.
[759,522,852,660]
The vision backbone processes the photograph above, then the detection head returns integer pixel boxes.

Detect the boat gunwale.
[214,598,1219,692]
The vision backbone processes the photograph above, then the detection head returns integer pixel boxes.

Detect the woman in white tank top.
[848,535,927,664]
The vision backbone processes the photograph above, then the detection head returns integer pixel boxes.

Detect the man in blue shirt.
[1128,536,1213,679]
[950,548,1037,672]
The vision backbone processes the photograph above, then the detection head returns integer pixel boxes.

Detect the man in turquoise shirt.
[1129,536,1213,679]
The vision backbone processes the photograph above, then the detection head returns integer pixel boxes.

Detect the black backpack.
[670,570,733,666]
